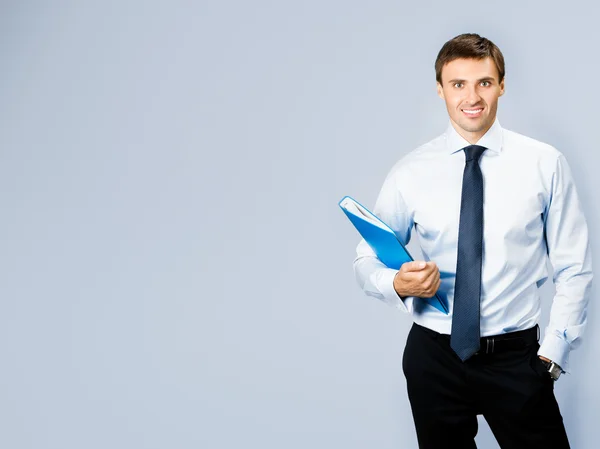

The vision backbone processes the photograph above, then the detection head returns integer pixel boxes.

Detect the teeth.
[463,109,483,115]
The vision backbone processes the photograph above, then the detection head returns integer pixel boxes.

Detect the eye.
[453,82,463,88]
[481,80,491,87]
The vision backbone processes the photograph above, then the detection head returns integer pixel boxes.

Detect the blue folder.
[339,195,448,314]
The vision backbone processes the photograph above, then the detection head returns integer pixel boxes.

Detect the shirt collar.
[446,118,503,155]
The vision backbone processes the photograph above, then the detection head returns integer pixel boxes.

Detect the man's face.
[437,57,505,141]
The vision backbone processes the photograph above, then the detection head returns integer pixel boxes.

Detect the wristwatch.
[540,359,563,381]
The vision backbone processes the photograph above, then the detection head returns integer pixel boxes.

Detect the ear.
[499,77,505,97]
[436,82,444,100]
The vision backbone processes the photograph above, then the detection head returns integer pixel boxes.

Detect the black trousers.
[402,323,570,449]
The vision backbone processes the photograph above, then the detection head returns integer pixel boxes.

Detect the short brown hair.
[435,33,505,84]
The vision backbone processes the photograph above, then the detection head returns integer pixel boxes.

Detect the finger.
[418,260,437,274]
[423,266,438,286]
[425,272,441,295]
[403,261,427,272]
[425,261,438,273]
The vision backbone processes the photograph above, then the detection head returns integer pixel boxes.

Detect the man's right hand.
[393,261,441,299]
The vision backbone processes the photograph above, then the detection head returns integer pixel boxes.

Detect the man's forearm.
[538,266,593,372]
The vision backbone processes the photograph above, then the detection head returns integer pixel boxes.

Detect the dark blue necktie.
[450,144,487,362]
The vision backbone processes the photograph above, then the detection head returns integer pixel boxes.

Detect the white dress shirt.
[353,118,592,371]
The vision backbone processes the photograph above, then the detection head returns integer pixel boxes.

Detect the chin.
[458,119,489,134]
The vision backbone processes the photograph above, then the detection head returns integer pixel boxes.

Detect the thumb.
[403,261,427,272]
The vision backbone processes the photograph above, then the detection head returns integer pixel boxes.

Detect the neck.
[450,119,495,145]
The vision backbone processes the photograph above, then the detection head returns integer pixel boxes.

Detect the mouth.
[461,107,484,118]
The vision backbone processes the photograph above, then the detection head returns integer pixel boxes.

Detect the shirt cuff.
[538,332,571,373]
[377,268,412,313]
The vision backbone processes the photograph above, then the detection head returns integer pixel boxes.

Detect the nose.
[465,86,482,105]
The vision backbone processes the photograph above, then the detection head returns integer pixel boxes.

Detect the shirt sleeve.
[352,167,418,313]
[538,153,593,372]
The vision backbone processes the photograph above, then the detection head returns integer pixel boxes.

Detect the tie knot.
[463,145,487,162]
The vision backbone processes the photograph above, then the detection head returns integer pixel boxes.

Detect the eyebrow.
[447,77,496,84]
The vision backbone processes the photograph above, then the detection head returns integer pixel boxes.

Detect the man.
[353,33,592,448]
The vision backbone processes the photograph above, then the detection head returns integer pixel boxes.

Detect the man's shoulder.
[502,127,562,160]
[388,134,446,174]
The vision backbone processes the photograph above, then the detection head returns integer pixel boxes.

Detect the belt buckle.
[474,336,495,356]
[486,337,495,354]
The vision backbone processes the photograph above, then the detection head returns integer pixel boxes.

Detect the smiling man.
[438,57,503,141]
[353,33,592,448]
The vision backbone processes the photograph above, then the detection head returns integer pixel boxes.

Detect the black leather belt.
[415,323,539,355]
[474,325,539,355]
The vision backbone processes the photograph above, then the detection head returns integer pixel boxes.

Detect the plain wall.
[1,1,598,448]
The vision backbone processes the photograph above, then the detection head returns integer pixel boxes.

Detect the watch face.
[548,363,561,380]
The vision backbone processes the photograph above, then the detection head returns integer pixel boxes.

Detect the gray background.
[1,1,598,448]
